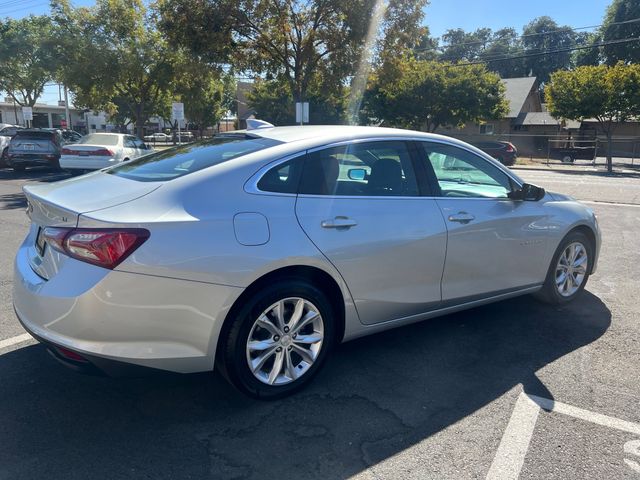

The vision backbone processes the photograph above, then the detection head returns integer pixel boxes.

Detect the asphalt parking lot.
[0,165,639,479]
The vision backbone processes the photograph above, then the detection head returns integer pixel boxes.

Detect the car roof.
[244,125,440,144]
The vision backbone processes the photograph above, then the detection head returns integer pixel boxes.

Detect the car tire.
[561,155,574,164]
[534,231,593,305]
[218,279,336,399]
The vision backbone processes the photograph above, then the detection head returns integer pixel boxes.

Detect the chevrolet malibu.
[14,124,601,399]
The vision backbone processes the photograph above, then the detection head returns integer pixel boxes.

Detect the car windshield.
[106,135,281,182]
[14,131,54,140]
[78,134,120,146]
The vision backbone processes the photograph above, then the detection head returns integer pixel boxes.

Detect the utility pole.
[64,85,71,129]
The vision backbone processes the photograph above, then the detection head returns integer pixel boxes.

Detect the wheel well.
[217,266,346,356]
[568,225,597,273]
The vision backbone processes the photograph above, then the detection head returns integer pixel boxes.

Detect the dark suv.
[472,141,518,166]
[6,129,65,172]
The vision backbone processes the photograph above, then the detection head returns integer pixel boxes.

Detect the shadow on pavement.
[0,292,610,479]
[0,167,71,183]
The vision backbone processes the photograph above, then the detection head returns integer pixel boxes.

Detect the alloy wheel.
[555,242,588,297]
[245,297,324,386]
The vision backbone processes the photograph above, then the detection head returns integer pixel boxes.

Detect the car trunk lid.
[23,172,162,279]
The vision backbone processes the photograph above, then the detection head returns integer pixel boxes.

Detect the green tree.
[522,16,576,84]
[157,0,427,116]
[480,28,527,78]
[52,0,179,138]
[602,0,640,64]
[248,75,347,125]
[0,15,58,107]
[440,28,493,63]
[546,62,640,172]
[177,63,234,137]
[362,58,508,132]
[573,31,602,67]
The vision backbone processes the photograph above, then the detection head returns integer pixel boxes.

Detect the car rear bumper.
[13,237,243,374]
[8,153,59,166]
[60,156,120,170]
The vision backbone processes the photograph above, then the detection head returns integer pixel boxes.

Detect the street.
[0,165,639,479]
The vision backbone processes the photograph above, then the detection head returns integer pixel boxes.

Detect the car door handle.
[448,212,475,224]
[321,216,358,229]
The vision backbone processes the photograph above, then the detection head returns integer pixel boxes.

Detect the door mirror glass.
[347,168,367,181]
[508,183,546,201]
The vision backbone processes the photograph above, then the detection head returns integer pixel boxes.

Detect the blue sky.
[3,0,614,105]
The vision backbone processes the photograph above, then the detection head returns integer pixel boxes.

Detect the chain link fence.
[442,133,640,168]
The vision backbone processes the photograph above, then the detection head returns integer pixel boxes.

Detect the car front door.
[416,141,550,302]
[294,140,447,325]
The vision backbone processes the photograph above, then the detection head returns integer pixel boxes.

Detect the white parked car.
[143,132,172,143]
[60,133,152,171]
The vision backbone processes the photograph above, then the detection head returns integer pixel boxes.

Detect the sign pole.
[64,86,71,129]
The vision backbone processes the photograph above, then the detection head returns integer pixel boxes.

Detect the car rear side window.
[257,158,303,194]
[107,135,281,182]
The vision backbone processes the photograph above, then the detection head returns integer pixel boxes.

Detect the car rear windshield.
[78,134,119,146]
[14,131,54,140]
[106,135,281,182]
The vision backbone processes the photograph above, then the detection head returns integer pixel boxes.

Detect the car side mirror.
[348,168,367,181]
[509,183,546,202]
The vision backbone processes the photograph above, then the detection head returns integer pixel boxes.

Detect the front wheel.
[218,280,336,399]
[561,155,574,164]
[534,231,593,304]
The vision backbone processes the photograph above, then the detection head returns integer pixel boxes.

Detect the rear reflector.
[43,227,150,269]
[57,347,88,363]
[505,143,515,153]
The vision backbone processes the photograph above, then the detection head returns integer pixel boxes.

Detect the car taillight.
[505,143,515,153]
[93,148,114,156]
[43,227,149,269]
[61,148,74,155]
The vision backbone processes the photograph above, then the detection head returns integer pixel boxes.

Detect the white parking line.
[487,391,640,479]
[0,332,33,351]
[486,393,540,480]
[581,200,640,209]
[528,394,640,436]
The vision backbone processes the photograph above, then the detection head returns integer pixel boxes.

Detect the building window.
[479,124,494,135]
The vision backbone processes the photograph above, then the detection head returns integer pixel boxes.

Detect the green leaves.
[363,58,509,132]
[0,15,58,106]
[546,62,640,171]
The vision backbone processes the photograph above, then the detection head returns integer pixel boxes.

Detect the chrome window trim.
[244,135,523,197]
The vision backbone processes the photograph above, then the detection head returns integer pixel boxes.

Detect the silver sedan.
[13,124,601,398]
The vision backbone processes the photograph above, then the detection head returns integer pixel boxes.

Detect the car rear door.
[294,140,447,325]
[415,141,550,302]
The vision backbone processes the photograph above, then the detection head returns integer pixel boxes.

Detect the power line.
[418,17,640,53]
[0,1,48,16]
[448,36,640,67]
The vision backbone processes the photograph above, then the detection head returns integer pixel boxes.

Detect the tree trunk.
[606,131,613,173]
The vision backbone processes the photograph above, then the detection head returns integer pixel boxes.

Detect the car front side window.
[298,141,419,197]
[419,143,513,199]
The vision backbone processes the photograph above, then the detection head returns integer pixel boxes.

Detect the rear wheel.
[534,231,593,304]
[218,280,335,399]
[561,155,574,164]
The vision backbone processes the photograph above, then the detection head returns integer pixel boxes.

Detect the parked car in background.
[143,132,172,143]
[472,141,518,166]
[6,129,65,172]
[14,124,600,399]
[0,125,25,167]
[177,131,194,141]
[0,124,25,137]
[60,133,152,171]
[59,129,83,144]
